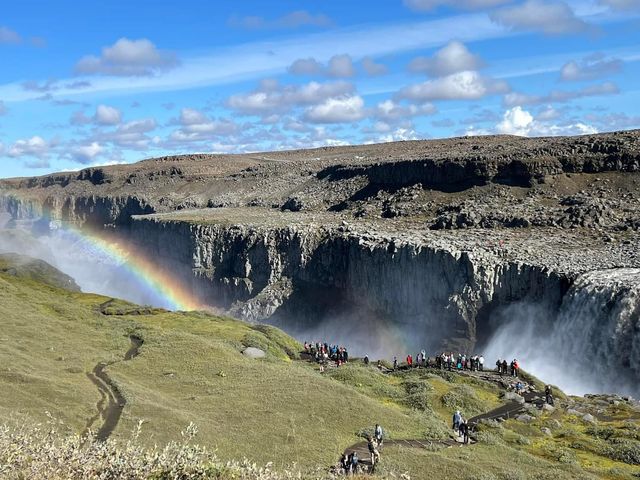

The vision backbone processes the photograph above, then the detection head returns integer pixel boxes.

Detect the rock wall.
[126,217,569,352]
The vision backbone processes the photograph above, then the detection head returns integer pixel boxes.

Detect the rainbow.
[1,190,203,311]
[56,224,205,311]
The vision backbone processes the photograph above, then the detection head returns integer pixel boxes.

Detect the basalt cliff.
[1,131,640,394]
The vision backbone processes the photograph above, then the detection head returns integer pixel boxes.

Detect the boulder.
[516,414,534,423]
[242,347,266,359]
[582,413,596,424]
[504,392,526,404]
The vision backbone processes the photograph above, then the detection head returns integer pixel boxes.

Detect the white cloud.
[227,80,355,115]
[495,106,598,136]
[304,95,365,123]
[504,82,619,106]
[490,0,589,35]
[288,54,356,77]
[408,41,484,77]
[374,128,421,143]
[288,58,324,75]
[75,38,178,76]
[362,57,388,76]
[169,107,239,142]
[375,99,437,121]
[600,0,640,10]
[560,53,622,81]
[72,142,103,164]
[496,106,534,135]
[398,70,509,101]
[228,10,333,29]
[536,105,561,121]
[94,104,122,125]
[0,26,21,44]
[404,0,512,11]
[92,118,158,149]
[8,136,49,158]
[327,54,355,77]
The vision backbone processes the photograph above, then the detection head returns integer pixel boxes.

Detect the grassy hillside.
[1,255,640,479]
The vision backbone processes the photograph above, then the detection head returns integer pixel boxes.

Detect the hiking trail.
[83,335,143,441]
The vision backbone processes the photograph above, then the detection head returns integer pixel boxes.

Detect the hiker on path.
[375,423,384,446]
[479,355,485,371]
[340,454,350,474]
[459,420,469,444]
[393,356,398,371]
[512,359,519,377]
[452,410,462,431]
[406,354,413,367]
[368,436,380,467]
[364,355,369,365]
[350,452,359,475]
[545,385,554,405]
[502,359,508,376]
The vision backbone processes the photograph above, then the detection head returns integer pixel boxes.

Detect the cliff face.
[126,217,568,353]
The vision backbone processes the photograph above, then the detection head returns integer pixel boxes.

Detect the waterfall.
[484,268,640,396]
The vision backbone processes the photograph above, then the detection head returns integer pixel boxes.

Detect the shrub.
[600,438,640,465]
[441,385,486,417]
[403,378,434,412]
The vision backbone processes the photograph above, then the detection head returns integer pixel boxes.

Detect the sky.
[0,0,639,178]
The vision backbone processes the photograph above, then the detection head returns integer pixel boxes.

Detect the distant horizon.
[1,0,639,179]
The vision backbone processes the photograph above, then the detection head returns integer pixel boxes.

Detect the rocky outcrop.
[126,216,568,352]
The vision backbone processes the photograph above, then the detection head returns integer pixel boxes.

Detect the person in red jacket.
[406,354,413,367]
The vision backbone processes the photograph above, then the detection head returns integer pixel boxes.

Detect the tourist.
[502,359,508,376]
[375,423,384,446]
[512,359,519,377]
[364,355,369,365]
[349,452,359,475]
[459,419,469,444]
[393,356,398,371]
[368,436,380,466]
[406,354,413,367]
[452,410,462,431]
[479,355,485,371]
[545,385,554,405]
[341,453,350,474]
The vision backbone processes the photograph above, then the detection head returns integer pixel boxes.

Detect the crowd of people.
[390,352,487,372]
[495,358,520,377]
[304,341,349,371]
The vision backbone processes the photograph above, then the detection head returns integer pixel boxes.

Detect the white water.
[484,269,640,396]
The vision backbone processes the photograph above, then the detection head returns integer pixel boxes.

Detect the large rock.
[242,347,266,359]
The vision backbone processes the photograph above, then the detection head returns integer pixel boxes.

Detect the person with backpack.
[350,452,359,475]
[368,436,380,467]
[375,423,384,446]
[340,453,350,474]
[452,410,462,431]
[545,385,554,405]
[459,419,469,444]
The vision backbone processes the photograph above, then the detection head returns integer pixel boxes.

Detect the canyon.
[1,130,639,395]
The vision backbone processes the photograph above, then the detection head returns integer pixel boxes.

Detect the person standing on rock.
[375,423,384,446]
[393,356,398,371]
[479,355,485,371]
[502,359,508,376]
[350,452,359,475]
[545,385,554,405]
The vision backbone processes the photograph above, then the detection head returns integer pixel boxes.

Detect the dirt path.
[84,335,143,441]
[338,367,545,474]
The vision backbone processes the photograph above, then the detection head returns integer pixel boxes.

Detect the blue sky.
[0,0,639,178]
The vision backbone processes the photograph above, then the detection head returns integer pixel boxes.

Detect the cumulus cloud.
[304,95,365,123]
[327,54,355,77]
[600,0,640,10]
[288,58,324,75]
[168,108,240,142]
[75,38,178,76]
[560,53,623,81]
[375,99,437,122]
[72,142,103,164]
[227,79,355,115]
[93,118,158,149]
[362,57,388,76]
[496,106,598,136]
[8,136,49,158]
[94,104,122,125]
[404,0,512,10]
[228,10,333,29]
[288,54,356,77]
[0,26,21,44]
[504,82,619,107]
[398,70,509,101]
[490,0,589,35]
[408,41,484,77]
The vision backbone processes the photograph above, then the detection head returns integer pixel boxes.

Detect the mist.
[0,223,179,310]
[482,271,640,397]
